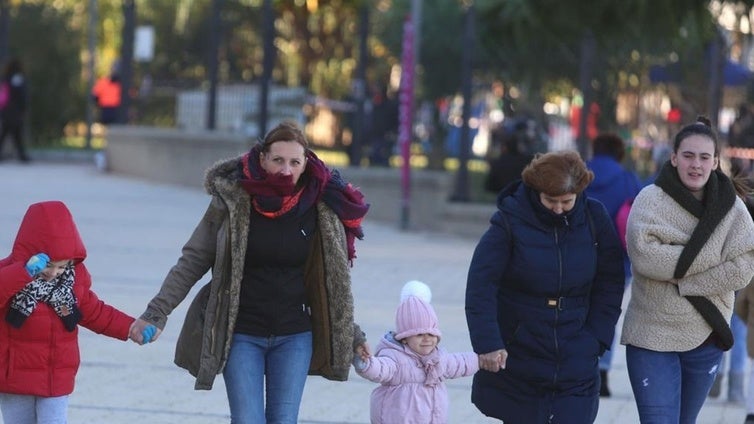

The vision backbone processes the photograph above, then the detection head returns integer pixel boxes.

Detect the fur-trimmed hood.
[203,156,244,197]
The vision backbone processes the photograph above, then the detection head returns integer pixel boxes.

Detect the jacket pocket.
[174,282,212,377]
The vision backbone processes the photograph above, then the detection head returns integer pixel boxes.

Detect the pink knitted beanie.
[394,281,441,341]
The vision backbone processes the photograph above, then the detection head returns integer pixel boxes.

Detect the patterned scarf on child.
[5,264,82,332]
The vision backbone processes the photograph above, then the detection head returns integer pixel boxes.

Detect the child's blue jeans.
[0,393,68,424]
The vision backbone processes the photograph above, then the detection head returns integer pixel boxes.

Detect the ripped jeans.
[626,343,723,424]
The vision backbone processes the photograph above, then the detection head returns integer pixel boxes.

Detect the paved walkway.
[0,161,748,423]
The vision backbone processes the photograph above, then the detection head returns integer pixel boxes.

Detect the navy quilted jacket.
[465,181,625,421]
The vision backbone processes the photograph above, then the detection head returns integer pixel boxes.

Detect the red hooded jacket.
[0,201,134,396]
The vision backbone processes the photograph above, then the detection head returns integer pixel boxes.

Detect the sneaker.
[744,413,754,424]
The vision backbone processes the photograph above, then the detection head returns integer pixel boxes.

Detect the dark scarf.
[239,144,369,262]
[6,264,81,332]
[654,160,736,349]
[525,185,578,229]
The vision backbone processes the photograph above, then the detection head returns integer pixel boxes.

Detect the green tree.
[368,0,724,129]
[371,0,469,102]
[133,0,364,99]
[474,0,716,126]
[7,3,83,144]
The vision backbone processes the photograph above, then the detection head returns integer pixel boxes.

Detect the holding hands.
[479,349,507,372]
[352,341,372,370]
[141,325,157,343]
[354,341,371,362]
[128,318,161,345]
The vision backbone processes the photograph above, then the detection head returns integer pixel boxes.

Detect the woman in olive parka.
[131,122,370,423]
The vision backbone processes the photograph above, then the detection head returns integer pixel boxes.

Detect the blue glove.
[141,325,157,344]
[25,253,50,277]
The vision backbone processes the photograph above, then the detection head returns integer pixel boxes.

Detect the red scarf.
[239,145,369,262]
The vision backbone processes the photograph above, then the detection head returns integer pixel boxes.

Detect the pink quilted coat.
[355,332,479,424]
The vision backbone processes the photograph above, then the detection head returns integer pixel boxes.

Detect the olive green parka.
[140,156,365,390]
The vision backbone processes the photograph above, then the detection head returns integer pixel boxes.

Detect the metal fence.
[174,84,308,138]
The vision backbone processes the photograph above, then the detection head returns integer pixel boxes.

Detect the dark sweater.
[235,205,317,336]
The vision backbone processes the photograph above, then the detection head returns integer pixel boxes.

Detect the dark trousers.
[369,135,393,167]
[99,106,119,125]
[0,121,28,161]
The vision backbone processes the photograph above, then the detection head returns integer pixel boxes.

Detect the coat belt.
[503,291,589,310]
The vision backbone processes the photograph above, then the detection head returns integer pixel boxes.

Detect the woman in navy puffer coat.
[465,151,625,423]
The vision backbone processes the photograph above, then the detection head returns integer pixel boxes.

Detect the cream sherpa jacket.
[621,184,754,352]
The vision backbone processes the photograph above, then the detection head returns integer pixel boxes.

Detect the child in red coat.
[0,201,154,423]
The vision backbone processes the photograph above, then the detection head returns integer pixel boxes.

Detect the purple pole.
[398,16,415,230]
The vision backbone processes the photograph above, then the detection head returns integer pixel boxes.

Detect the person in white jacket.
[622,116,754,423]
[353,281,479,424]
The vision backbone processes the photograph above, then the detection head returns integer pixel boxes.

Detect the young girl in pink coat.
[353,281,479,424]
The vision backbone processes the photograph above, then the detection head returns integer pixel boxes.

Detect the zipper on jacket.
[552,227,563,386]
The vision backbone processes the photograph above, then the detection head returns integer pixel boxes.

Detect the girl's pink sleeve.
[442,351,480,379]
[355,354,401,384]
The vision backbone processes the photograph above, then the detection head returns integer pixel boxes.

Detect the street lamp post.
[577,30,595,159]
[259,0,275,139]
[450,2,475,203]
[85,0,97,149]
[0,0,9,65]
[119,0,136,124]
[708,27,725,128]
[350,4,369,167]
[207,0,223,130]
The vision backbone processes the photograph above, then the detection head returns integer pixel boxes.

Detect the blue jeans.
[715,301,748,378]
[721,312,748,373]
[223,331,312,424]
[626,343,723,424]
[0,393,69,424]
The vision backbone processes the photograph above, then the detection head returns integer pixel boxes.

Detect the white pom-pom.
[400,280,432,304]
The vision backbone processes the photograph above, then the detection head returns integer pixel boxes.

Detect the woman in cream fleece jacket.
[622,116,754,423]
